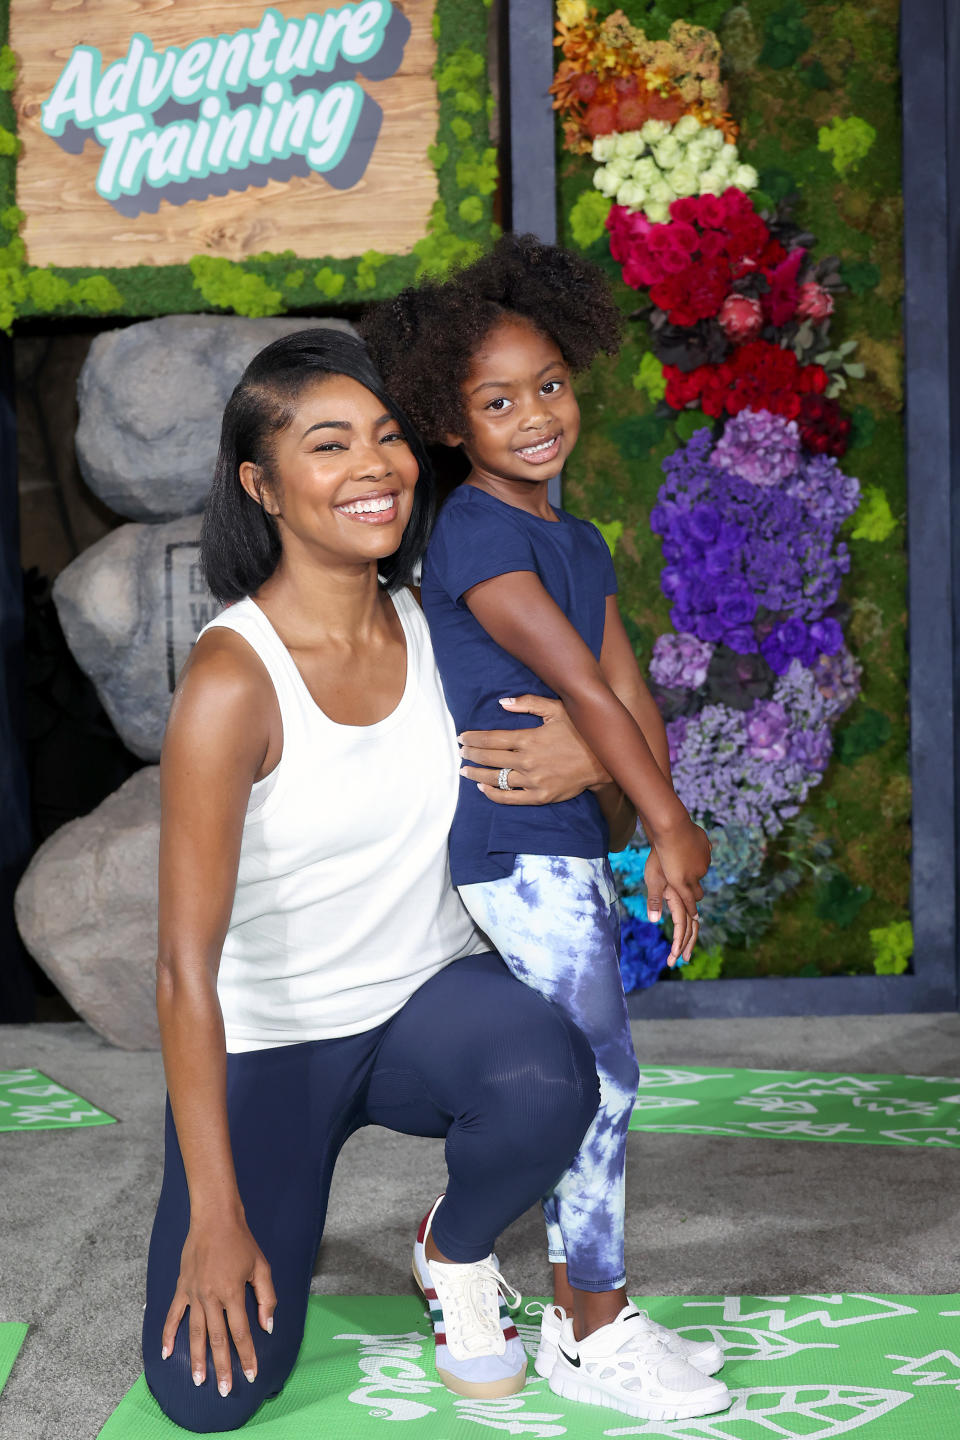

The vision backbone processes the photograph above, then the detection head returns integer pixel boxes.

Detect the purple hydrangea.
[649,632,714,690]
[710,408,802,487]
[745,701,791,762]
[786,452,861,528]
[813,645,863,720]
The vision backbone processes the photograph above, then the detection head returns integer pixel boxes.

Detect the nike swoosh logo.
[558,1345,581,1368]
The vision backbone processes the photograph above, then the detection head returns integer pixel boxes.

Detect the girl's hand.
[161,1214,276,1395]
[458,694,608,804]
[646,821,711,963]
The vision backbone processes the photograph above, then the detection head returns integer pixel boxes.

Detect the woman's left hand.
[458,694,608,804]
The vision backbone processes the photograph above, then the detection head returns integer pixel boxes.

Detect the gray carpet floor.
[1,1012,958,1439]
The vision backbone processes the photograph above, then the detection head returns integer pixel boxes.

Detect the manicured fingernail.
[266,1317,274,1335]
[499,697,516,706]
[161,1344,169,1360]
[244,1368,256,1384]
[219,1379,230,1397]
[193,1371,203,1387]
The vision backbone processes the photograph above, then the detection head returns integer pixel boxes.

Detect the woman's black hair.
[200,327,435,603]
[360,232,624,446]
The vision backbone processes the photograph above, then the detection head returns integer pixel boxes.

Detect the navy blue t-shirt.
[421,484,619,885]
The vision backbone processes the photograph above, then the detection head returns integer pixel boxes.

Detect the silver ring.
[692,915,701,926]
[497,767,511,791]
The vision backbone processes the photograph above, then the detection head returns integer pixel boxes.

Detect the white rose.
[640,119,671,144]
[650,179,674,204]
[614,130,645,160]
[592,134,618,163]
[593,165,621,197]
[605,156,634,180]
[633,157,659,185]
[673,114,702,142]
[714,144,738,175]
[644,200,671,223]
[669,164,699,197]
[685,141,711,171]
[703,125,726,150]
[734,163,759,189]
[615,179,647,210]
[653,140,682,170]
[698,168,726,195]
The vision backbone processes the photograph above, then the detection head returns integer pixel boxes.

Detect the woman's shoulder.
[172,620,275,733]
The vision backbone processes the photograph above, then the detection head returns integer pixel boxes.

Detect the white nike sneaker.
[536,1300,724,1379]
[548,1305,733,1421]
[413,1195,528,1399]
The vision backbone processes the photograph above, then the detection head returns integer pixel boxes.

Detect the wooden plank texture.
[10,0,438,268]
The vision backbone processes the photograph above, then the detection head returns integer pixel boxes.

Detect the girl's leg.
[142,1032,382,1434]
[459,856,640,1339]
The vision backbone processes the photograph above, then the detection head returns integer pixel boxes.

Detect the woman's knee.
[144,1341,295,1434]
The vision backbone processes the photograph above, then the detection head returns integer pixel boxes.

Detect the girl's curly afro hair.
[359,232,623,445]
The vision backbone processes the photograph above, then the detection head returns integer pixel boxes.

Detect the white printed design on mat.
[735,1095,820,1114]
[886,1350,960,1389]
[631,1096,701,1112]
[454,1393,566,1436]
[674,1321,837,1363]
[750,1077,892,1096]
[3,1100,103,1125]
[333,1333,442,1421]
[878,1127,960,1145]
[850,1097,941,1118]
[601,1384,913,1439]
[635,1068,734,1087]
[681,1295,918,1332]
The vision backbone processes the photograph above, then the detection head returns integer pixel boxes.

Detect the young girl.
[362,236,731,1424]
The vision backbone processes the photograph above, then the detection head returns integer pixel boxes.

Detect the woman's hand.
[458,694,609,804]
[161,1212,276,1395]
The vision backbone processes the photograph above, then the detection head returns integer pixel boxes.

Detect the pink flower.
[796,281,835,323]
[763,248,806,327]
[718,293,763,342]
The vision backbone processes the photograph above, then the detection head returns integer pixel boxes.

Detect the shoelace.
[435,1260,521,1355]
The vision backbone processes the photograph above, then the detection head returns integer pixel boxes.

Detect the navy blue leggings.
[142,951,599,1433]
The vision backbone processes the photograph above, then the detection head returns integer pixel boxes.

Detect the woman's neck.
[254,555,388,647]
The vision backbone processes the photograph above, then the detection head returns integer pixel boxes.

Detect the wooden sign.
[11,0,438,269]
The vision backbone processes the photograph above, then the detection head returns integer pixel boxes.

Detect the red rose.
[695,194,728,230]
[796,362,829,395]
[798,394,851,456]
[796,281,835,323]
[718,293,764,342]
[670,197,700,224]
[664,366,705,408]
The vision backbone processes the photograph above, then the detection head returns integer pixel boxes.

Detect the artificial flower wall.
[553,0,908,986]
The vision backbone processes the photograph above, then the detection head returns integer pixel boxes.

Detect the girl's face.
[452,317,580,485]
[240,375,419,570]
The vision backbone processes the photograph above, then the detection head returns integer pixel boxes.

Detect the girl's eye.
[541,379,563,394]
[486,397,510,411]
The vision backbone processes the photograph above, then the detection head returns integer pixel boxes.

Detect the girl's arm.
[155,632,278,1395]
[463,571,709,938]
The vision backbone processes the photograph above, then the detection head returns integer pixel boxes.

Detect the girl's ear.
[444,432,465,449]
[239,461,280,516]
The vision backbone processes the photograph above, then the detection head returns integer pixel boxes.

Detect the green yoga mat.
[0,1067,116,1132]
[0,1323,28,1396]
[630,1066,960,1148]
[100,1292,960,1438]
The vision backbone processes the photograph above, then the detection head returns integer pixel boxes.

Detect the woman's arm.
[156,632,279,1395]
[463,571,709,940]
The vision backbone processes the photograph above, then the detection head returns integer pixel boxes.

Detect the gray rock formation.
[53,514,219,760]
[76,314,354,521]
[15,767,162,1050]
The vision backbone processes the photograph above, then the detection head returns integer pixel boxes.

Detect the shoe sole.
[549,1364,731,1421]
[411,1259,528,1399]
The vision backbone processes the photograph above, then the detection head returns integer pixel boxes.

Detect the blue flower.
[620,917,673,992]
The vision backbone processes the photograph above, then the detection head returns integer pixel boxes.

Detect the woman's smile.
[333,489,401,523]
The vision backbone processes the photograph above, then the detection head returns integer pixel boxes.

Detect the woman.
[142,329,635,1433]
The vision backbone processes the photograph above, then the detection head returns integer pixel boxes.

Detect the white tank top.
[201,588,485,1052]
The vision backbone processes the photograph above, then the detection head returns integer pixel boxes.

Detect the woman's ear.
[239,461,279,516]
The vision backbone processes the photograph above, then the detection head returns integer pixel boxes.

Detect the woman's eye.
[315,442,345,452]
[381,431,405,443]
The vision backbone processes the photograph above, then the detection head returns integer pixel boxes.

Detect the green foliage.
[607,413,669,459]
[569,190,612,249]
[814,872,873,928]
[818,115,877,175]
[0,46,16,91]
[758,168,798,202]
[632,352,666,402]
[680,946,725,981]
[870,920,913,975]
[0,125,18,156]
[355,249,389,292]
[835,707,892,765]
[72,274,125,310]
[437,45,485,96]
[450,116,472,142]
[591,519,623,556]
[802,59,830,90]
[413,201,483,279]
[0,204,21,234]
[674,410,711,441]
[848,406,877,450]
[850,485,897,543]
[427,142,449,169]
[314,266,346,299]
[458,195,484,224]
[759,0,812,70]
[189,256,285,318]
[26,269,71,309]
[455,147,497,196]
[840,259,881,295]
[283,269,305,289]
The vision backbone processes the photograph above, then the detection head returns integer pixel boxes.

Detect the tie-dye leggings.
[459,854,639,1292]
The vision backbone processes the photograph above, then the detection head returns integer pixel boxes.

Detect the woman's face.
[452,316,580,484]
[241,374,419,569]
